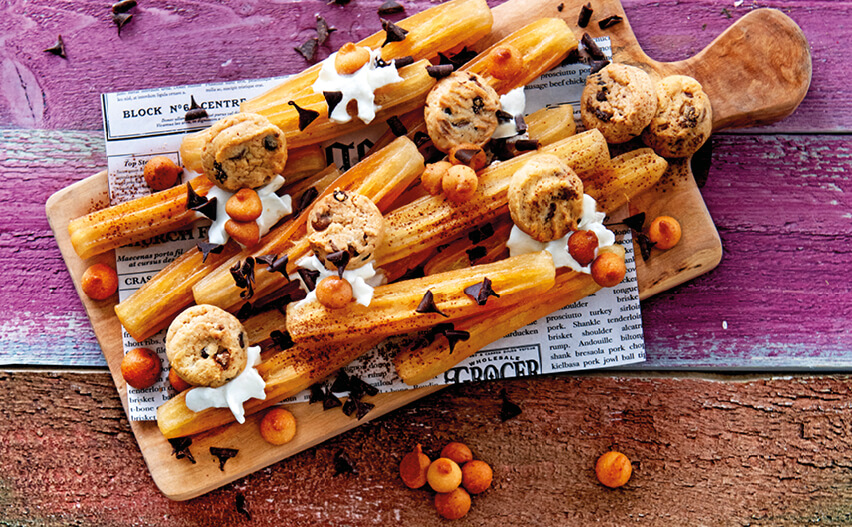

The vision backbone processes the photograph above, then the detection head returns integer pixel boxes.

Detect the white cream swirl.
[184,345,266,424]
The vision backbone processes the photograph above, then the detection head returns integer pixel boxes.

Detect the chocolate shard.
[209,447,239,471]
[499,388,522,421]
[464,277,500,306]
[288,100,320,131]
[343,398,374,419]
[622,212,647,232]
[578,2,593,28]
[438,48,477,69]
[589,59,611,74]
[316,15,336,46]
[112,12,132,36]
[331,370,351,393]
[44,35,67,59]
[112,0,137,13]
[168,437,196,464]
[496,109,514,122]
[229,257,256,299]
[691,138,713,188]
[270,329,294,350]
[598,14,624,29]
[349,375,379,398]
[426,64,454,79]
[185,95,209,121]
[268,254,290,276]
[386,115,408,137]
[309,383,326,404]
[512,139,540,151]
[514,114,528,134]
[323,388,343,410]
[235,302,253,321]
[557,3,564,12]
[393,55,414,69]
[326,250,350,277]
[581,33,605,60]
[295,38,319,62]
[468,223,494,244]
[256,254,277,266]
[235,493,251,521]
[197,242,225,263]
[635,232,656,261]
[415,290,449,318]
[434,322,470,353]
[294,186,319,216]
[454,148,479,165]
[333,449,357,476]
[378,0,405,15]
[193,196,218,220]
[186,182,206,209]
[381,18,408,47]
[466,245,487,263]
[323,91,343,116]
[342,397,358,417]
[297,268,321,292]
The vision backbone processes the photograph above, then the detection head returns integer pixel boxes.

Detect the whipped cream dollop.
[206,175,292,246]
[507,194,615,273]
[292,255,385,308]
[312,47,403,124]
[184,345,266,423]
[492,87,527,139]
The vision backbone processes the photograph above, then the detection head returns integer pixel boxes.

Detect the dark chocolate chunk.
[386,115,408,137]
[393,55,414,69]
[235,302,253,321]
[295,38,319,62]
[112,0,137,13]
[229,256,256,299]
[341,397,357,417]
[496,109,514,122]
[581,33,605,60]
[381,18,408,47]
[464,277,500,306]
[192,195,218,220]
[326,250,351,277]
[270,330,294,350]
[378,0,405,15]
[413,131,431,147]
[557,3,564,12]
[454,148,479,165]
[185,95,209,121]
[471,96,484,115]
[263,134,279,151]
[294,186,319,216]
[438,47,477,70]
[256,254,277,266]
[112,12,132,36]
[330,370,351,393]
[466,245,487,263]
[426,64,454,79]
[239,332,245,349]
[235,493,251,521]
[349,376,379,398]
[468,223,494,244]
[499,388,522,421]
[288,100,320,131]
[196,242,224,263]
[562,48,581,66]
[323,91,343,116]
[309,383,326,404]
[333,449,357,476]
[621,212,647,232]
[512,139,540,151]
[589,59,610,74]
[433,323,469,353]
[44,35,67,59]
[598,14,623,29]
[343,397,375,419]
[596,88,609,102]
[316,15,336,46]
[578,3,593,27]
[213,350,231,370]
[416,290,449,318]
[168,437,196,464]
[635,232,656,261]
[323,388,343,410]
[297,268,321,292]
[514,114,528,134]
[593,107,613,122]
[210,447,239,471]
[490,138,514,161]
[268,254,290,276]
[186,182,208,209]
[332,189,348,202]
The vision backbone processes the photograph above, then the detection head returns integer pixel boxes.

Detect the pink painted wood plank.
[0,0,847,132]
[2,130,849,367]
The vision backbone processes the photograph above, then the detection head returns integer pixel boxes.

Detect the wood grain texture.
[3,371,852,525]
[0,0,846,132]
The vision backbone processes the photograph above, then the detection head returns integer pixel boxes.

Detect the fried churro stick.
[286,251,556,344]
[394,246,625,386]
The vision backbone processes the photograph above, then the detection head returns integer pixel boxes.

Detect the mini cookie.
[307,190,384,269]
[424,71,501,153]
[201,113,287,192]
[508,154,584,242]
[165,304,249,388]
[581,63,656,144]
[641,75,713,158]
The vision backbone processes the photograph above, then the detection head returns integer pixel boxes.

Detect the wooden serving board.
[45,0,810,501]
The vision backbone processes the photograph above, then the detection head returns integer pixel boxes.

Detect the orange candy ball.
[143,156,181,191]
[440,442,473,465]
[421,161,452,195]
[461,459,493,494]
[595,451,633,488]
[80,263,118,300]
[168,368,192,392]
[427,457,462,493]
[442,165,478,204]
[226,188,263,222]
[399,444,432,489]
[315,276,354,309]
[647,215,682,250]
[434,487,471,520]
[568,230,598,267]
[121,347,162,390]
[591,251,626,288]
[259,407,298,445]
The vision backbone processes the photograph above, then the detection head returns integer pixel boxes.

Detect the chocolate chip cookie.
[641,75,713,158]
[581,63,657,144]
[307,190,384,270]
[201,113,288,192]
[165,304,249,388]
[424,71,501,153]
[508,154,584,242]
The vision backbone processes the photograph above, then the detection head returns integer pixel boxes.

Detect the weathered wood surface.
[2,371,852,525]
